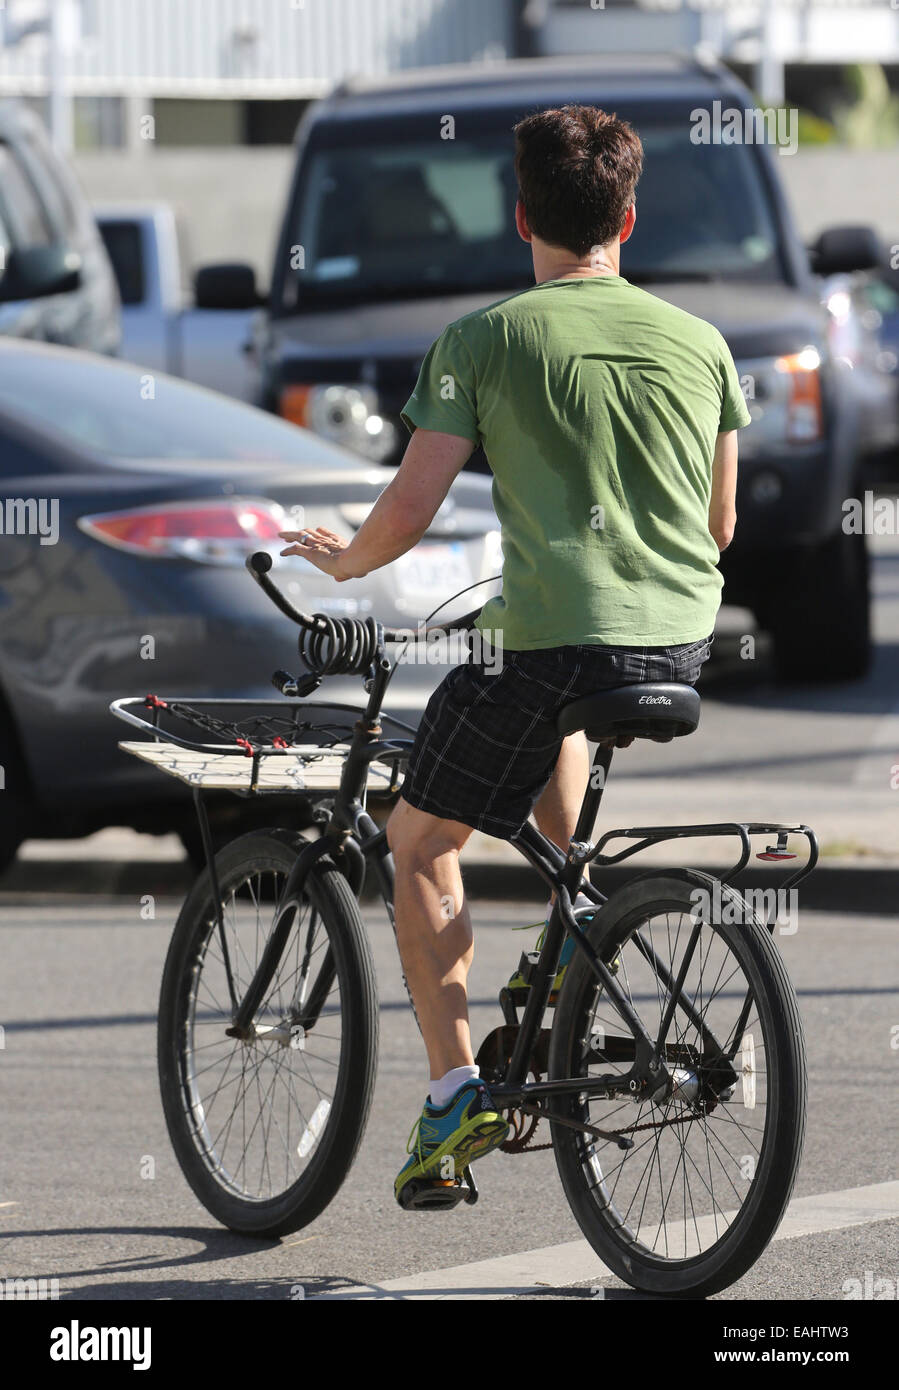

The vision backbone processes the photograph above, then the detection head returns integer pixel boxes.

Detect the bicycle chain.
[503,1098,704,1154]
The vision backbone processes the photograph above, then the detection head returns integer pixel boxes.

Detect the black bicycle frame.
[220,632,818,1113]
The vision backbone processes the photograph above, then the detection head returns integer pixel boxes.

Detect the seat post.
[563,742,613,886]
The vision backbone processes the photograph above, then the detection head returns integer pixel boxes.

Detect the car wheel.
[767,529,871,682]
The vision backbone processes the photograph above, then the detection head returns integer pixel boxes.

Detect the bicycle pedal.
[397,1174,474,1212]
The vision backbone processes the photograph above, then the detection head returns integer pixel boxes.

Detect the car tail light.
[775,347,823,443]
[77,498,286,564]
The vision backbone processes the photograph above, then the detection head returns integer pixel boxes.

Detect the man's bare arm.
[279,428,475,580]
[709,429,738,551]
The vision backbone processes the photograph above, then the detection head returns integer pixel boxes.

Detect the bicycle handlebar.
[246,551,482,643]
[245,551,328,631]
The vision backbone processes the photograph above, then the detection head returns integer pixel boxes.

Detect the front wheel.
[158,829,379,1236]
[549,870,807,1298]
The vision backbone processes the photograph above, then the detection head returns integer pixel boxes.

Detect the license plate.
[394,542,471,600]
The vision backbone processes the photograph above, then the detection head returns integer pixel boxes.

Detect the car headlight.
[279,383,398,462]
[736,346,824,453]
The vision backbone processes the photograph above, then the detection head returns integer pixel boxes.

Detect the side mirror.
[194,262,262,310]
[810,225,883,276]
[0,244,82,302]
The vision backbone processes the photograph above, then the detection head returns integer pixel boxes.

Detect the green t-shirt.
[401,275,751,650]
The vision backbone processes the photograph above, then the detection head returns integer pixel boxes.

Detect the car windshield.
[281,109,782,311]
[0,350,357,464]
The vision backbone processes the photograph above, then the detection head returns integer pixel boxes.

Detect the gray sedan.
[0,340,500,872]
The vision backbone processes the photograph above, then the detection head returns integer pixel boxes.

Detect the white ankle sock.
[429,1064,480,1109]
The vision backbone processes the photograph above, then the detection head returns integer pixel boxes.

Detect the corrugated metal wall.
[0,0,514,96]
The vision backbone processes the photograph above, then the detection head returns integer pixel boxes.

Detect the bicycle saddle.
[556,682,700,744]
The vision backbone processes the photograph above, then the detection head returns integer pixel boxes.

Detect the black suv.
[231,56,883,681]
[0,101,119,353]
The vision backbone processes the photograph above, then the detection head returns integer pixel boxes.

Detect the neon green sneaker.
[506,898,599,1004]
[394,1080,509,1205]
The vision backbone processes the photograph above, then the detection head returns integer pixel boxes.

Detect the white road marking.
[317,1180,899,1300]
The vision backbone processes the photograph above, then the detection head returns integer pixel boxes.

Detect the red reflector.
[756,851,797,861]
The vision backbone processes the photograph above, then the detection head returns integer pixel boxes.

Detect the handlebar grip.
[246,551,324,631]
[247,550,273,578]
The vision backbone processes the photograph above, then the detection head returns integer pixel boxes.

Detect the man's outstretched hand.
[278,527,352,580]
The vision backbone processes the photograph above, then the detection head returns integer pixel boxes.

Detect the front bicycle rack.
[110,695,412,799]
[110,694,414,933]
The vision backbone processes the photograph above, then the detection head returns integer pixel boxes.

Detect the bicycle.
[110,550,817,1299]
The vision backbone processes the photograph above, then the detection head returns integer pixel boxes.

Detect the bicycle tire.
[158,828,379,1236]
[549,868,807,1298]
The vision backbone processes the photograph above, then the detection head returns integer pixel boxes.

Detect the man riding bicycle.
[279,104,750,1205]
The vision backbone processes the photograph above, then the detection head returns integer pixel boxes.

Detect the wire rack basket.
[110,695,413,798]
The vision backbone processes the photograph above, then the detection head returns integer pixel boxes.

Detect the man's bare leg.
[386,736,590,1078]
[533,732,591,902]
[386,796,475,1079]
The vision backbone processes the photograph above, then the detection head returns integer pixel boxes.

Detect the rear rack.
[587,821,819,892]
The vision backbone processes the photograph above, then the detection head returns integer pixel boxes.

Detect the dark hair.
[513,104,643,256]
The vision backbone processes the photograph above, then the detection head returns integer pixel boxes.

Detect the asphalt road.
[0,893,895,1301]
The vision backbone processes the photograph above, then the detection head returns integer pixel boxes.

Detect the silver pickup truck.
[94,201,259,400]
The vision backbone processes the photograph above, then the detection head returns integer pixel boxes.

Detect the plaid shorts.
[399,636,713,840]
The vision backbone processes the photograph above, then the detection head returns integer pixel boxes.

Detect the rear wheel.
[158,828,378,1236]
[549,870,806,1298]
